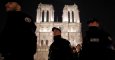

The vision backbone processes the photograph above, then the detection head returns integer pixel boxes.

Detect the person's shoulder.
[99,29,110,35]
[99,29,112,41]
[62,38,70,44]
[21,12,34,22]
[20,12,31,17]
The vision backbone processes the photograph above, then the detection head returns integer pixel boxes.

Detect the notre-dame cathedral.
[34,3,82,60]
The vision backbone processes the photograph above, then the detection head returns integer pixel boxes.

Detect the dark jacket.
[0,11,37,56]
[81,27,112,60]
[48,35,73,60]
[72,52,79,60]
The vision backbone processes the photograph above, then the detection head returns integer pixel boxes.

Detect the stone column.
[40,10,43,23]
[50,9,54,22]
[49,10,51,22]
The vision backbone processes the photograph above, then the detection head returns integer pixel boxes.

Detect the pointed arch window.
[46,11,49,22]
[42,11,44,22]
[68,11,70,23]
[46,40,48,46]
[41,40,44,46]
[72,11,74,23]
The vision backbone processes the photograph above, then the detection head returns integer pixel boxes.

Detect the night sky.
[0,0,115,42]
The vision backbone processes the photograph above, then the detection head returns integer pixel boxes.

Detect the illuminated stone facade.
[35,3,82,60]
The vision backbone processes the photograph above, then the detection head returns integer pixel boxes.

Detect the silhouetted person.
[72,47,78,60]
[72,44,81,60]
[48,27,73,60]
[0,1,37,60]
[80,18,113,60]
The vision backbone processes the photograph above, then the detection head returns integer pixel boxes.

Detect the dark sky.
[0,0,115,42]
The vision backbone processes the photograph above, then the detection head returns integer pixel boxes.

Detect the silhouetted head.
[52,27,61,36]
[87,18,100,27]
[72,47,77,53]
[76,44,81,53]
[5,0,22,12]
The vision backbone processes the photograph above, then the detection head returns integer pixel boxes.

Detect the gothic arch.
[46,11,49,22]
[46,40,48,46]
[42,11,44,22]
[41,40,44,46]
[68,11,70,23]
[72,11,74,23]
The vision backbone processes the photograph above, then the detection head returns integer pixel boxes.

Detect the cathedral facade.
[35,3,82,60]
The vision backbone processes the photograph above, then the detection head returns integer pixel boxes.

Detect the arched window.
[68,11,70,23]
[46,40,48,46]
[41,40,44,46]
[72,11,74,23]
[46,11,49,22]
[42,11,44,22]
